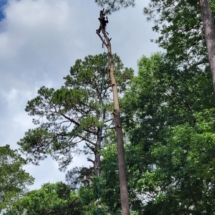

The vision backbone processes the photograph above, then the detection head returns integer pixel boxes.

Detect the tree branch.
[96,32,107,47]
[76,134,96,146]
[60,113,97,135]
[45,197,78,215]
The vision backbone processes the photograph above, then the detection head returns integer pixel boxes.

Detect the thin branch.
[45,197,78,215]
[186,59,206,70]
[96,32,107,47]
[60,113,97,135]
[76,134,96,146]
[87,158,95,164]
[85,142,96,152]
[104,118,113,123]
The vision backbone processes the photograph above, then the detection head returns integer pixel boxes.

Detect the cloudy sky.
[0,0,160,190]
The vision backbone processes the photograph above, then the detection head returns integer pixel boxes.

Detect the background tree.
[99,142,121,214]
[199,0,215,90]
[18,53,133,188]
[0,145,34,212]
[142,0,206,66]
[143,0,215,90]
[3,182,84,215]
[121,53,215,214]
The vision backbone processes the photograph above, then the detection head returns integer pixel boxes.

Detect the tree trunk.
[95,138,100,177]
[108,51,130,215]
[97,29,130,215]
[199,0,215,91]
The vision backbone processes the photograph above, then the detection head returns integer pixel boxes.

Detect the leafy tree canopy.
[143,0,211,68]
[0,145,34,212]
[4,181,118,215]
[18,53,133,190]
[3,182,83,215]
[121,53,215,214]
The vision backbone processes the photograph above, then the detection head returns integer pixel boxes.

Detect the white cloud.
[1,88,17,102]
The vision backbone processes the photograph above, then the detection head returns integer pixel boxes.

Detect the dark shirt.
[99,17,108,28]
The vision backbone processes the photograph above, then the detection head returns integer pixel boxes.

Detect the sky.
[0,0,160,190]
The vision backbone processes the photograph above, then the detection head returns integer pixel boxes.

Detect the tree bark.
[97,29,130,215]
[95,137,100,177]
[199,0,215,91]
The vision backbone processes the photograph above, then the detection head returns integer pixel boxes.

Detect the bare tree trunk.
[199,0,215,91]
[97,29,130,215]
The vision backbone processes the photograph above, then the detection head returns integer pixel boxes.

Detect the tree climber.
[96,9,108,34]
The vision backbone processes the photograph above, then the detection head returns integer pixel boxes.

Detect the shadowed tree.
[122,53,215,214]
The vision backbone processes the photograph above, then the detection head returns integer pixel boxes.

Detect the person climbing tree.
[96,10,130,215]
[96,9,108,34]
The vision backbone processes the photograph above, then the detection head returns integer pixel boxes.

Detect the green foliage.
[77,186,100,215]
[66,167,94,189]
[3,182,83,215]
[94,0,135,13]
[143,0,215,68]
[4,181,115,215]
[121,53,215,214]
[99,144,121,214]
[90,135,144,214]
[0,145,34,212]
[19,54,132,162]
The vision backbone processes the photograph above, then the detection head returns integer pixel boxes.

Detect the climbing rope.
[97,46,106,215]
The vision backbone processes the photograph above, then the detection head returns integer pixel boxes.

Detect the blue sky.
[0,0,7,20]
